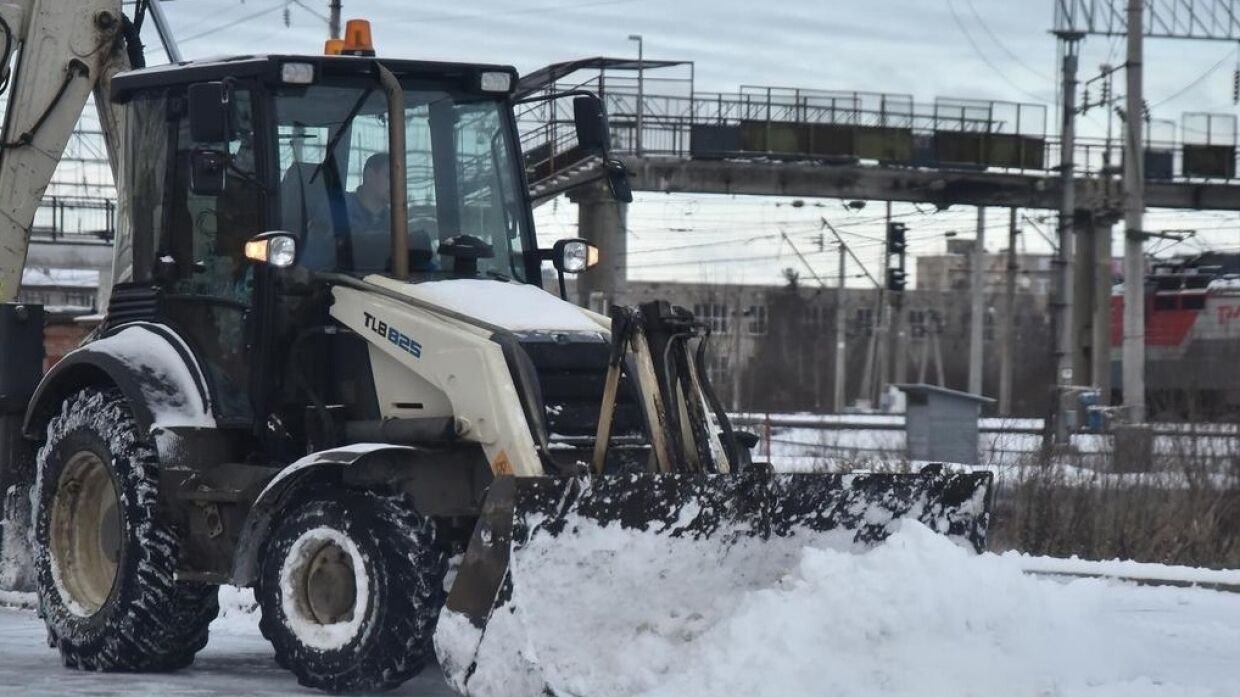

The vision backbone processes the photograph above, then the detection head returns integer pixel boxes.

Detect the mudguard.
[23,322,215,441]
[229,444,419,586]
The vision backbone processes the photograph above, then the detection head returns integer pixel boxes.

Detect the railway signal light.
[887,222,907,253]
[886,268,907,292]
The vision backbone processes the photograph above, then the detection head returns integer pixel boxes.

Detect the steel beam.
[622,157,1240,212]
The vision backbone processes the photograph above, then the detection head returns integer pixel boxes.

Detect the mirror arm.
[513,89,600,106]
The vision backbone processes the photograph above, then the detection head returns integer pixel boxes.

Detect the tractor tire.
[257,488,446,692]
[33,388,219,672]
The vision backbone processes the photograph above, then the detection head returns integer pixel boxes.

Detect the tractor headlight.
[245,232,298,268]
[479,71,513,93]
[553,238,599,274]
[281,62,316,85]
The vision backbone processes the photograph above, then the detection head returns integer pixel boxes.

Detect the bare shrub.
[988,446,1240,568]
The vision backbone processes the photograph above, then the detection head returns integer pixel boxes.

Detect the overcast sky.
[143,0,1240,286]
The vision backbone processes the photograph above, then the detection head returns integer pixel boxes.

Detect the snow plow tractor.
[0,3,995,694]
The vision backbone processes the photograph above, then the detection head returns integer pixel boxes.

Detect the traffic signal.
[887,222,907,253]
[886,268,907,292]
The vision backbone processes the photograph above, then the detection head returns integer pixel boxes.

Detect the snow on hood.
[395,279,605,333]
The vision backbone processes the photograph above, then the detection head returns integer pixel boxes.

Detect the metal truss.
[1054,0,1240,40]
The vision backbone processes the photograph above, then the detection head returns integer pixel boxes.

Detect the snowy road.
[0,605,457,696]
[4,527,1240,697]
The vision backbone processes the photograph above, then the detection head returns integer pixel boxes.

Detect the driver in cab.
[315,152,436,273]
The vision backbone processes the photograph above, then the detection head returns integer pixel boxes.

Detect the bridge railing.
[515,61,1240,186]
[31,195,117,241]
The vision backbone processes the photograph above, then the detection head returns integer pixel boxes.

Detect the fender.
[23,322,215,442]
[230,443,492,586]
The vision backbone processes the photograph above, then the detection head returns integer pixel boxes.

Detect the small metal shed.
[896,384,994,465]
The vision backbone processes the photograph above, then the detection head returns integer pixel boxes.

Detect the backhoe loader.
[0,2,993,694]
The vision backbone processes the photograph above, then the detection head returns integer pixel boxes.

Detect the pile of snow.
[440,521,1240,697]
[0,590,35,609]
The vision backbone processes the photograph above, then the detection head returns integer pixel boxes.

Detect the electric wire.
[962,0,1050,81]
[1149,45,1237,108]
[944,0,1052,104]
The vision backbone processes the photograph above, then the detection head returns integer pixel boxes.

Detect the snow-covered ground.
[0,587,455,696]
[3,526,1238,696]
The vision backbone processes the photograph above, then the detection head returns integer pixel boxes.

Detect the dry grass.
[987,449,1240,569]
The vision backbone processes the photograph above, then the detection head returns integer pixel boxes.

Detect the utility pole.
[885,216,909,387]
[834,242,847,412]
[968,207,986,396]
[999,208,1018,415]
[628,34,644,156]
[1055,33,1082,393]
[1092,219,1114,401]
[1122,0,1146,423]
[1048,32,1083,444]
[329,0,343,39]
[873,201,893,404]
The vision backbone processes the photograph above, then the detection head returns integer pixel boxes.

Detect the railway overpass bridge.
[514,56,1240,332]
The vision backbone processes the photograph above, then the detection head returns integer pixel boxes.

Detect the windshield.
[275,80,529,282]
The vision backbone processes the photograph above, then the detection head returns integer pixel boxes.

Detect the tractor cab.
[113,53,543,289]
[107,51,625,432]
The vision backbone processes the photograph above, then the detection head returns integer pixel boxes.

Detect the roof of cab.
[111,54,518,102]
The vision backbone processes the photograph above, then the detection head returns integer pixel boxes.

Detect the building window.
[909,309,926,338]
[746,305,767,335]
[803,305,822,329]
[708,352,729,389]
[693,303,729,333]
[852,308,874,337]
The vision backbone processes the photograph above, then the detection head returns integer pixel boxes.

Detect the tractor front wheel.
[257,488,446,692]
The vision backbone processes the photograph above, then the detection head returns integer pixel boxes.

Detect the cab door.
[156,86,265,424]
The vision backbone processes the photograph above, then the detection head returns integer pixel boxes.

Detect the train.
[1111,252,1240,419]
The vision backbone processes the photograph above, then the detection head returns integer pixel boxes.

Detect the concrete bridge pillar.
[568,183,628,311]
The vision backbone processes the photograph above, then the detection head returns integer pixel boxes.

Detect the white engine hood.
[366,277,608,334]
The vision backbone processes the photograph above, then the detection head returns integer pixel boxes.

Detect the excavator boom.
[0,0,129,301]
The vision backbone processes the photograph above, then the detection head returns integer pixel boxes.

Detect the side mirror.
[573,96,610,155]
[188,81,230,143]
[189,149,227,196]
[604,159,633,203]
[244,231,298,268]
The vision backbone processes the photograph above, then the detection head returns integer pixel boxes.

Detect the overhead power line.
[1149,45,1237,108]
[944,0,1051,104]
[961,0,1050,81]
[393,0,644,25]
[178,2,287,44]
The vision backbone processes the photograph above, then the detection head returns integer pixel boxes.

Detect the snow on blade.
[436,471,993,697]
[442,520,1240,697]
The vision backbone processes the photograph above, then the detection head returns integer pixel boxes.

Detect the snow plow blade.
[435,468,992,697]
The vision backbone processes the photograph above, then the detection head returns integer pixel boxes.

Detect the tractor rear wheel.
[34,388,218,671]
[257,488,446,692]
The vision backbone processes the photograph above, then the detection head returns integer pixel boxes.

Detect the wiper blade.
[309,86,376,185]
